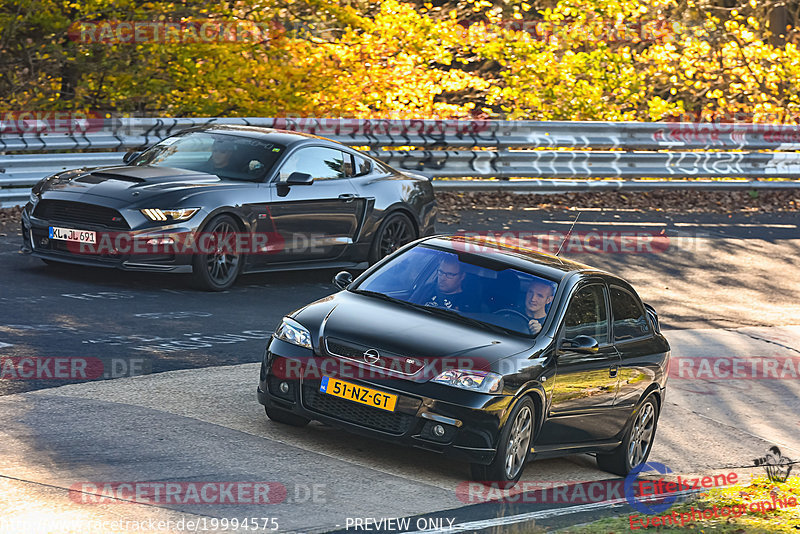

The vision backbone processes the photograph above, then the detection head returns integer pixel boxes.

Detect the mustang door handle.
[609,365,619,378]
[338,194,357,202]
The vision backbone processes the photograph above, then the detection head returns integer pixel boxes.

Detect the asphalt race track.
[1,208,799,533]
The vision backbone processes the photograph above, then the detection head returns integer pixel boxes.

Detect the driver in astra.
[422,256,473,311]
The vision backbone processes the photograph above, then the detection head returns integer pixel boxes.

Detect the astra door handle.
[609,365,619,378]
[338,194,357,202]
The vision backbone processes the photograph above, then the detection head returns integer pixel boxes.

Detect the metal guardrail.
[4,117,800,150]
[370,150,800,179]
[2,118,800,207]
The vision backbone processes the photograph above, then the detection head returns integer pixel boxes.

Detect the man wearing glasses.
[422,256,473,311]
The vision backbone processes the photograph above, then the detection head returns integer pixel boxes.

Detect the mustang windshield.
[354,245,558,336]
[132,132,285,182]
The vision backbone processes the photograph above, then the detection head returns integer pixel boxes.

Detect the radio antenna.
[555,211,581,257]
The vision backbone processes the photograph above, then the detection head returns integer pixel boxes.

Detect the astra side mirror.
[333,271,353,290]
[559,335,599,354]
[123,151,141,164]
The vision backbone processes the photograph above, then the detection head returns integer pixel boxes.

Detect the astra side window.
[611,287,651,341]
[278,147,346,181]
[563,285,609,344]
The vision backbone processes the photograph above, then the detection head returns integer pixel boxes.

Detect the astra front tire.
[471,396,534,488]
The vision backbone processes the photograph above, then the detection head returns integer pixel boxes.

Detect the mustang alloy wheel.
[369,212,416,264]
[191,214,243,291]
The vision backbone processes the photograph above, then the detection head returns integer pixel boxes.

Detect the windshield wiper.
[414,304,512,335]
[353,289,522,336]
[351,289,422,311]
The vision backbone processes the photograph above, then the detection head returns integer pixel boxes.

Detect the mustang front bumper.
[21,203,197,272]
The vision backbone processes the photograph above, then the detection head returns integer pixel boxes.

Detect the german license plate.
[320,376,397,412]
[49,226,96,244]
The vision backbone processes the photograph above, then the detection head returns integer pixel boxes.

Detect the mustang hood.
[297,292,536,374]
[41,165,223,200]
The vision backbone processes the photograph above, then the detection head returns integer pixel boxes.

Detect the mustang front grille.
[34,200,130,230]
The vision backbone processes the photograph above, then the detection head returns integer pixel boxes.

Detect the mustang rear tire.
[596,395,659,476]
[470,396,534,488]
[191,214,243,291]
[265,406,310,427]
[368,212,416,264]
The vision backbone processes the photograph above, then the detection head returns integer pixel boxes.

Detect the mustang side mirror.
[123,151,141,164]
[333,271,353,290]
[286,172,314,185]
[560,335,599,354]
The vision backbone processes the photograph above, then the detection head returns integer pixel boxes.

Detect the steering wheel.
[493,308,530,322]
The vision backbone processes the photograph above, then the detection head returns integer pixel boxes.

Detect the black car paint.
[258,236,670,467]
[21,126,436,274]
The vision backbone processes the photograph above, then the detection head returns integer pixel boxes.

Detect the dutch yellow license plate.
[320,376,397,412]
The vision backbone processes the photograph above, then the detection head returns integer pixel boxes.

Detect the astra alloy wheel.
[369,212,416,264]
[597,395,659,476]
[470,396,534,488]
[191,214,243,291]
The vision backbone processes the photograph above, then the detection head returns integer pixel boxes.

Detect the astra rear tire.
[368,212,416,265]
[265,406,310,427]
[597,395,659,476]
[471,396,534,489]
[191,214,243,291]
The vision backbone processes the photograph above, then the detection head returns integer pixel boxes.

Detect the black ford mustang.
[21,126,436,290]
[258,236,670,487]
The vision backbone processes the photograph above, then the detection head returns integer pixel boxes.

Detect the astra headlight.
[274,317,313,349]
[29,190,40,206]
[432,369,504,393]
[140,208,200,222]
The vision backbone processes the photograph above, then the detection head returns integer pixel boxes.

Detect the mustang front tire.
[191,214,243,291]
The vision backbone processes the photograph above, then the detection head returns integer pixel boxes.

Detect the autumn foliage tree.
[0,0,798,122]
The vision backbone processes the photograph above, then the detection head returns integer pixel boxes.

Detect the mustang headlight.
[432,369,504,393]
[274,317,313,349]
[140,208,200,222]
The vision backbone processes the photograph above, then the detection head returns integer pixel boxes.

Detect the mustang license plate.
[49,226,96,244]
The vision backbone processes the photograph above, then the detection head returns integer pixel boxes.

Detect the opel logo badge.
[363,349,380,364]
